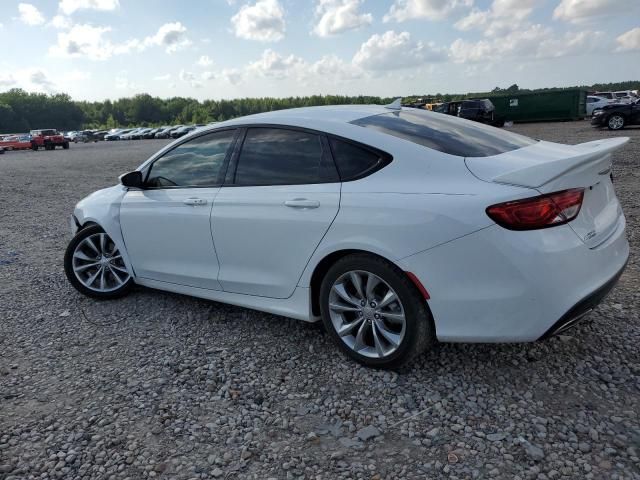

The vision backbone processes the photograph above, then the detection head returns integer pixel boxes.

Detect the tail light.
[486,188,584,231]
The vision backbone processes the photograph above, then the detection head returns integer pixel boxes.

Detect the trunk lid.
[466,137,628,248]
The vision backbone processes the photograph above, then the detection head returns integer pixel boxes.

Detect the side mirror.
[120,171,144,188]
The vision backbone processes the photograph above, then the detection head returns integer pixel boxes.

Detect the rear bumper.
[538,259,627,339]
[397,215,629,342]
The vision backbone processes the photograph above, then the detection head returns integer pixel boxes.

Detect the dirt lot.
[1,123,639,480]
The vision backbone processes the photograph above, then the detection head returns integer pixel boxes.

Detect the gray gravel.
[1,123,639,480]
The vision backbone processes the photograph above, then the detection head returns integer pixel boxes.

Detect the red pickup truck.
[30,129,70,151]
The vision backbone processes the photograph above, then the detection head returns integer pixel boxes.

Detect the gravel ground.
[1,123,639,480]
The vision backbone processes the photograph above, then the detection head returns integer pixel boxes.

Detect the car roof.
[213,105,392,130]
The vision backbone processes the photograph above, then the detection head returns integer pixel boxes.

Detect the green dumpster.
[488,89,587,123]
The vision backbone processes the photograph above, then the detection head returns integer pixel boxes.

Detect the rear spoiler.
[491,137,629,188]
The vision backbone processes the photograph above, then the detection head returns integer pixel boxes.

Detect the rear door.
[212,127,340,298]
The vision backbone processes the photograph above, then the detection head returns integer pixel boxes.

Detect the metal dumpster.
[488,89,587,123]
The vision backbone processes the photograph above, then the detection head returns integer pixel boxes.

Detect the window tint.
[146,129,235,187]
[234,128,337,186]
[329,138,387,181]
[352,110,537,158]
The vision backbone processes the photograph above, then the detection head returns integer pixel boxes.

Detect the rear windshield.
[351,109,536,158]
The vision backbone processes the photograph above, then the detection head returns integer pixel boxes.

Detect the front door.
[120,129,237,290]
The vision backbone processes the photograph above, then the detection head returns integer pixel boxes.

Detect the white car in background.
[586,96,612,116]
[64,103,629,368]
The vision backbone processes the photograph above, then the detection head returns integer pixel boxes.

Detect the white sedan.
[64,103,629,368]
[586,96,612,116]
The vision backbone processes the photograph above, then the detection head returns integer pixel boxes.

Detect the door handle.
[284,198,320,209]
[183,197,208,206]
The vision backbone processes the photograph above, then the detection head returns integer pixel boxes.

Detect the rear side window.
[234,128,338,186]
[146,129,236,187]
[352,110,536,158]
[329,138,389,181]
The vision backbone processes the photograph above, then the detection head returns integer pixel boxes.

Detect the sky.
[0,0,638,101]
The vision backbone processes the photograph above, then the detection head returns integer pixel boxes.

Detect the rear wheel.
[64,225,134,299]
[607,114,625,130]
[62,142,70,149]
[31,143,38,151]
[319,254,434,368]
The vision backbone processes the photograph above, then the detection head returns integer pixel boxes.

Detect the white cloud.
[179,69,203,88]
[248,49,306,78]
[310,54,363,80]
[383,0,473,23]
[201,71,216,80]
[0,74,16,87]
[49,24,115,60]
[18,3,46,26]
[353,30,446,70]
[455,0,537,36]
[115,73,137,90]
[553,0,639,23]
[197,55,214,67]
[49,22,190,60]
[59,0,119,15]
[154,74,171,81]
[616,27,640,51]
[51,14,72,29]
[450,24,604,63]
[313,0,372,37]
[142,22,191,53]
[231,0,285,42]
[221,68,243,84]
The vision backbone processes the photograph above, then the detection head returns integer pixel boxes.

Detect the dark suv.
[435,99,503,126]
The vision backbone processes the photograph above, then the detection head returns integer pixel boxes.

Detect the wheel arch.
[307,248,427,317]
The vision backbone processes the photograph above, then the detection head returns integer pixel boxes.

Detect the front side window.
[234,128,337,186]
[146,129,236,187]
[352,110,537,158]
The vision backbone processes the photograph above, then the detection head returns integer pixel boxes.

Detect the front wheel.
[319,254,435,368]
[62,142,70,149]
[64,225,134,299]
[607,114,625,130]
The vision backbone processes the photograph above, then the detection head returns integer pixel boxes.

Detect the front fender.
[72,185,136,278]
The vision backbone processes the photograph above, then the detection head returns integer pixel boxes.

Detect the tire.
[64,224,134,299]
[319,253,435,369]
[607,114,625,130]
[62,142,70,149]
[31,143,38,151]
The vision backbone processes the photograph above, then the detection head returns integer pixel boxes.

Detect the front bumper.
[591,114,607,127]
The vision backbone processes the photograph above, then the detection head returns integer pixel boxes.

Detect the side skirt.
[134,277,317,322]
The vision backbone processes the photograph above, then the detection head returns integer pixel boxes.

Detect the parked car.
[120,128,145,141]
[170,125,199,138]
[434,99,503,126]
[93,130,108,141]
[30,129,69,150]
[64,104,629,368]
[143,127,165,139]
[586,96,611,116]
[0,134,32,150]
[105,129,133,141]
[155,126,183,139]
[591,98,640,130]
[129,128,153,140]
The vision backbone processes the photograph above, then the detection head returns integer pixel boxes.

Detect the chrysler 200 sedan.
[64,103,629,368]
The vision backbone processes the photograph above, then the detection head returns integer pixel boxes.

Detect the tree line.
[0,80,638,134]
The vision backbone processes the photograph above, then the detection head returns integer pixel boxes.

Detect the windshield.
[352,109,537,158]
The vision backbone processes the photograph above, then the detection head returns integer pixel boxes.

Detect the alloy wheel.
[71,232,130,293]
[328,270,406,359]
[608,115,624,130]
